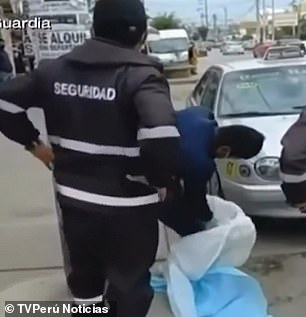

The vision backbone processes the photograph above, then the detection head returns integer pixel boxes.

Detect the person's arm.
[133,72,182,188]
[0,66,54,167]
[280,109,306,210]
[184,173,213,222]
[0,71,42,145]
[4,52,13,73]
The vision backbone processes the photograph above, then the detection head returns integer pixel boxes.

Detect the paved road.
[0,50,306,316]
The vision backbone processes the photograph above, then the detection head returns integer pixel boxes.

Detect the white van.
[146,29,190,66]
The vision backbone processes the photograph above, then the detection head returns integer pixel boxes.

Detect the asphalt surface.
[0,50,306,316]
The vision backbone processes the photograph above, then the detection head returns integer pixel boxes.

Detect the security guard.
[188,41,198,75]
[280,109,306,213]
[0,0,180,316]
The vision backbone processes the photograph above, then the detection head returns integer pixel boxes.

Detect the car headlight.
[254,157,280,181]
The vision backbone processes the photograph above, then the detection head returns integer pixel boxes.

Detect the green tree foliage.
[197,26,208,40]
[191,32,201,41]
[150,12,182,30]
[289,0,297,10]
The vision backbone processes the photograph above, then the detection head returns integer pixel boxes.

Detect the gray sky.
[145,0,291,24]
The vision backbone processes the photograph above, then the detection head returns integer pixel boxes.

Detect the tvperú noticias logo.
[0,17,52,30]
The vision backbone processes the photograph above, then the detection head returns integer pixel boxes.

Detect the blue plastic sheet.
[151,196,273,317]
[151,267,272,317]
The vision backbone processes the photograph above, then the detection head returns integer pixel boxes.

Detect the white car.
[221,41,245,55]
[186,48,306,218]
[242,40,256,50]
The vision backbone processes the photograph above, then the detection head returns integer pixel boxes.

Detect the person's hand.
[31,143,54,170]
[157,188,167,202]
[294,202,306,213]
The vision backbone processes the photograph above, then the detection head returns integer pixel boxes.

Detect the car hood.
[218,114,300,157]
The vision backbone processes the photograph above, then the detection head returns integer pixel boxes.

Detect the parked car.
[253,41,274,58]
[185,48,306,218]
[197,42,208,57]
[277,39,306,55]
[146,28,189,66]
[212,41,222,49]
[263,45,305,60]
[242,40,256,50]
[203,41,213,51]
[221,41,245,55]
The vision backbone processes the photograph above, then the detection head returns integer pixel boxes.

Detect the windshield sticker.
[236,82,258,89]
[287,68,306,75]
[239,72,280,80]
[225,161,237,177]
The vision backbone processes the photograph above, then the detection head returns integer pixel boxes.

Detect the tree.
[150,12,182,30]
[289,0,297,9]
[191,32,200,41]
[197,26,208,40]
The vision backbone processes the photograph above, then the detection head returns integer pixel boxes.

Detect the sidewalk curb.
[168,78,199,85]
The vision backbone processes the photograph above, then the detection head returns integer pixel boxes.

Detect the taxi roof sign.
[263,45,304,60]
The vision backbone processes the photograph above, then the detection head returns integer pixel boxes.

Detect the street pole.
[201,13,204,26]
[204,0,209,27]
[255,0,261,42]
[297,0,302,39]
[212,13,217,37]
[197,0,204,26]
[262,0,266,41]
[271,0,275,40]
[224,6,228,29]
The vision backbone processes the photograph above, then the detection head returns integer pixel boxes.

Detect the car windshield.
[218,66,306,117]
[148,38,188,53]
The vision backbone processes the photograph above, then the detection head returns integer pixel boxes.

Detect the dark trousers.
[158,179,207,237]
[159,197,206,237]
[60,204,159,317]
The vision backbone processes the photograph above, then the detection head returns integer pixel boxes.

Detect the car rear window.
[218,66,306,117]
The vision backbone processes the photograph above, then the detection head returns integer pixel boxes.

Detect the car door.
[199,68,225,196]
[186,70,211,107]
[199,67,223,115]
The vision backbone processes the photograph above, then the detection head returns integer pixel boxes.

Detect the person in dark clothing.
[279,109,306,213]
[13,47,26,74]
[0,0,181,316]
[159,106,265,236]
[188,41,198,75]
[0,39,13,82]
[28,55,35,71]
